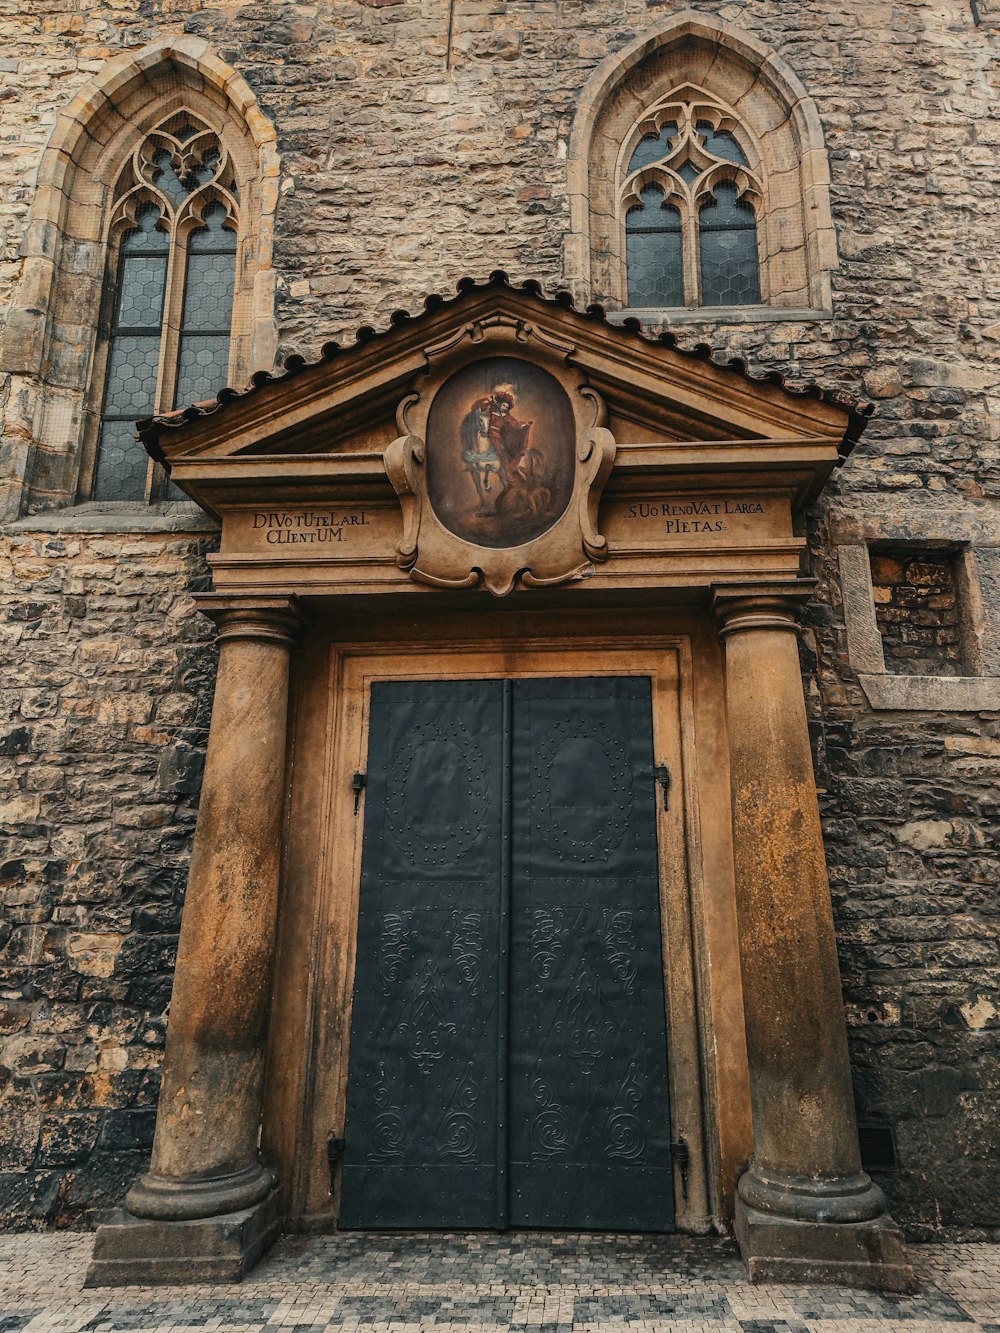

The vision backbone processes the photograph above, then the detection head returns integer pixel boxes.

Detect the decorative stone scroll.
[384,317,616,596]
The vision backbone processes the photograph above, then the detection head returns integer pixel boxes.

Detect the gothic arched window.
[566,15,837,319]
[93,115,240,501]
[622,98,761,311]
[0,39,279,517]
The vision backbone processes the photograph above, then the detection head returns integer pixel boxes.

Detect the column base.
[126,1161,278,1220]
[84,1185,283,1287]
[735,1195,916,1293]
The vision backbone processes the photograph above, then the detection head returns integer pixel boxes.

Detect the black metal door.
[339,680,505,1227]
[340,677,673,1231]
[508,678,674,1230]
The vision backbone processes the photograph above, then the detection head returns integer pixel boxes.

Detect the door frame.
[263,616,752,1237]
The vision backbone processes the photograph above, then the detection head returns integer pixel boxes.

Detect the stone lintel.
[859,672,1000,712]
[828,494,1000,547]
[606,305,830,327]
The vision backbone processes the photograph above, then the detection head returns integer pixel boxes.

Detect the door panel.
[341,676,673,1232]
[339,680,505,1228]
[508,678,674,1231]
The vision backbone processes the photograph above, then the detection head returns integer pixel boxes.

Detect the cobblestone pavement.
[0,1231,997,1332]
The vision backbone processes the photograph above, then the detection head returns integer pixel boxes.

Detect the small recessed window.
[869,547,968,677]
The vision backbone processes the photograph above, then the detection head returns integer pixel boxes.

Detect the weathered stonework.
[0,0,998,1245]
[0,508,217,1225]
[870,550,965,676]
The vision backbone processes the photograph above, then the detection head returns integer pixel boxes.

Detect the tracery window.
[621,96,761,311]
[93,115,239,501]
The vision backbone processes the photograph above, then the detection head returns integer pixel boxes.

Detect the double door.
[339,676,674,1231]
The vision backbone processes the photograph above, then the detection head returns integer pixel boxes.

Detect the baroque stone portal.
[85,276,911,1295]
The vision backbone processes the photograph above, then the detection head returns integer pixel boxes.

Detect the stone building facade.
[0,0,998,1261]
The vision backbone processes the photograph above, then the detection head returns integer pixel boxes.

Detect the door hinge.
[670,1135,690,1200]
[327,1135,345,1191]
[352,771,366,815]
[654,763,671,810]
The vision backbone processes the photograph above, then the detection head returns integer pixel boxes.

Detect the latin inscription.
[625,498,765,536]
[601,493,788,553]
[251,510,370,545]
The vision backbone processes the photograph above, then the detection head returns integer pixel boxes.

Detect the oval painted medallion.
[425,356,576,549]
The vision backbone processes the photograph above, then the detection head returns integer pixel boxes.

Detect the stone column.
[714,586,913,1292]
[87,597,303,1286]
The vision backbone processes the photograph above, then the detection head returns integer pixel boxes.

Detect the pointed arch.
[563,11,836,319]
[0,36,279,515]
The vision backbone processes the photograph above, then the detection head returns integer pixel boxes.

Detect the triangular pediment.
[140,274,870,472]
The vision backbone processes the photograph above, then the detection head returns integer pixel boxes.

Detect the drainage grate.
[858,1120,899,1172]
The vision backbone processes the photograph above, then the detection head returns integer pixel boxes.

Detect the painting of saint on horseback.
[426,356,576,549]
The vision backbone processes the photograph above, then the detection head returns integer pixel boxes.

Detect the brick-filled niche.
[869,546,969,677]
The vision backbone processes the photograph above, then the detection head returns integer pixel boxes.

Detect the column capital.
[193,594,308,647]
[712,580,816,638]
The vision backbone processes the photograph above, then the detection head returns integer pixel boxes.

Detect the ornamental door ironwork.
[339,677,674,1232]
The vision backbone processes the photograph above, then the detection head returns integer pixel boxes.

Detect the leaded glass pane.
[93,203,168,500]
[191,146,221,188]
[174,334,231,407]
[627,121,678,174]
[93,417,149,501]
[180,253,236,331]
[173,204,235,402]
[695,121,748,165]
[626,185,683,308]
[152,147,190,205]
[678,161,699,184]
[116,253,167,331]
[699,182,760,306]
[122,204,169,255]
[102,335,160,417]
[188,202,236,253]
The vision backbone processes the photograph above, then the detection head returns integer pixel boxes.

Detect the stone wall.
[0,511,217,1225]
[0,0,998,1235]
[808,508,999,1241]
